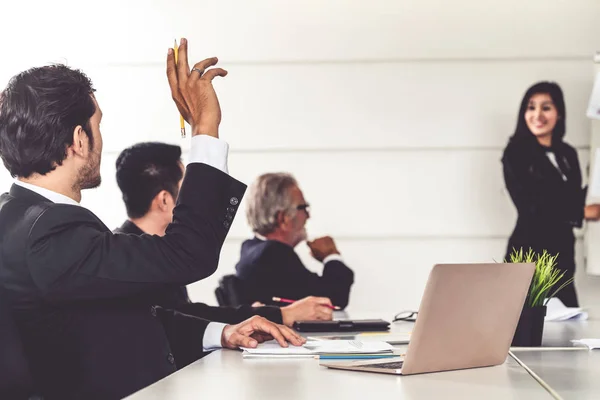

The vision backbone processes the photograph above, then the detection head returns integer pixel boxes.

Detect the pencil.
[272,296,341,311]
[174,39,186,138]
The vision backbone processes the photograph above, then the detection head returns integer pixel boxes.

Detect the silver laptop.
[321,263,534,375]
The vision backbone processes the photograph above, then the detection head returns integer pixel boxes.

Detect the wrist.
[281,307,294,327]
[220,325,231,347]
[192,124,219,137]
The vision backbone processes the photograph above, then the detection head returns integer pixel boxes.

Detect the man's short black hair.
[116,142,183,219]
[0,64,96,177]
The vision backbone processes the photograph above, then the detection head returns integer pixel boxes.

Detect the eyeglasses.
[296,203,310,213]
[393,310,418,322]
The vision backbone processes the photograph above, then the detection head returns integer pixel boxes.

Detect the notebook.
[292,319,390,332]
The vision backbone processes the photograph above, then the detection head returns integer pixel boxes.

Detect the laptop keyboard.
[366,361,404,369]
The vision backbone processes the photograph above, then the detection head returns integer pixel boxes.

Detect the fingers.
[277,325,306,346]
[251,332,274,343]
[253,318,289,347]
[250,317,305,347]
[188,57,219,81]
[176,38,191,83]
[312,297,333,307]
[167,47,190,119]
[166,48,181,104]
[229,332,258,349]
[166,48,178,90]
[202,68,228,82]
[315,306,334,320]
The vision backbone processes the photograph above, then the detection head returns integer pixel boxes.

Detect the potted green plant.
[507,248,574,347]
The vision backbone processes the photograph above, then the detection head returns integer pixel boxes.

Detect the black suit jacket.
[235,238,354,309]
[0,163,245,400]
[115,220,283,324]
[0,287,34,399]
[502,137,585,266]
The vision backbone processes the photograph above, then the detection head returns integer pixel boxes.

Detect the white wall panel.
[1,1,599,67]
[70,60,593,155]
[0,0,599,314]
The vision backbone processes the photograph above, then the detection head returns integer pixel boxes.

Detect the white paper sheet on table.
[241,339,394,358]
[572,339,600,349]
[545,297,588,321]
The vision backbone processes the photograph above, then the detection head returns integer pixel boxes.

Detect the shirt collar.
[13,180,80,206]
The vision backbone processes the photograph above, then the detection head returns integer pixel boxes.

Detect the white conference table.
[508,320,600,399]
[126,316,556,399]
[125,347,553,400]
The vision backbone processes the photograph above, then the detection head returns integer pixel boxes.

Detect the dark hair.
[0,64,96,177]
[511,81,566,144]
[116,142,183,219]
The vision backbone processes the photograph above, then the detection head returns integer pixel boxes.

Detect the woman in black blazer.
[502,81,600,307]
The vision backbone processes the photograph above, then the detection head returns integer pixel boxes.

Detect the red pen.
[272,296,341,310]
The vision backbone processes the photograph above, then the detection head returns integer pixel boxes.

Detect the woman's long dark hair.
[511,81,566,145]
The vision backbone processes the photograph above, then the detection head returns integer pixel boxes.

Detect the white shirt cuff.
[203,322,227,351]
[189,135,229,174]
[323,254,344,264]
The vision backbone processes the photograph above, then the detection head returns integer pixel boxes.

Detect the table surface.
[511,350,598,400]
[126,347,554,400]
[540,320,600,348]
[126,317,554,400]
[507,319,600,400]
[127,314,600,399]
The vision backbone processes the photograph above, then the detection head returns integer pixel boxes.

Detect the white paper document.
[587,72,600,120]
[241,340,394,358]
[307,333,411,345]
[571,339,600,349]
[545,297,588,322]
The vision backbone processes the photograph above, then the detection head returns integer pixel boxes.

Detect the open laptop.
[321,263,534,375]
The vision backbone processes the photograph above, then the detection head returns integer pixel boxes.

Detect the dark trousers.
[552,267,578,307]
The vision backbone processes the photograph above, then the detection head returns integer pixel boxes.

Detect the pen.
[272,296,341,310]
[174,39,186,138]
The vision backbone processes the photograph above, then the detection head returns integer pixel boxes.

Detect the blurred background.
[1,0,600,315]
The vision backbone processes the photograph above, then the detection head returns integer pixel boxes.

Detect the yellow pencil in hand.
[174,39,186,138]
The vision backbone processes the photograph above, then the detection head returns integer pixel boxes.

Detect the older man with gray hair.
[234,173,354,309]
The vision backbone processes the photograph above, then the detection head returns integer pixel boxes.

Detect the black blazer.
[115,220,283,324]
[235,238,354,309]
[0,163,245,400]
[0,287,34,399]
[502,137,586,258]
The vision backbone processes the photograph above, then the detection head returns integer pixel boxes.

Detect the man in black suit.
[114,141,335,327]
[0,40,303,400]
[235,173,355,309]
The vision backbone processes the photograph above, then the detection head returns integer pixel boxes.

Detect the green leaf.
[506,247,568,307]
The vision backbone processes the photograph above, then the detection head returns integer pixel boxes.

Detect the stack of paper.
[241,340,394,359]
[544,298,588,322]
[571,339,600,349]
[308,332,411,345]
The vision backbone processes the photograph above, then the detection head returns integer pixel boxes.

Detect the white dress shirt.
[545,151,567,181]
[14,135,228,351]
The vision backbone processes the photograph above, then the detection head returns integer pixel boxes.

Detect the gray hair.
[246,173,298,235]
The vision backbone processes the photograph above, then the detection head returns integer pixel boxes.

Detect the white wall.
[1,0,600,315]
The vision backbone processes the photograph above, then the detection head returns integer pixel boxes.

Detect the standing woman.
[503,81,600,307]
